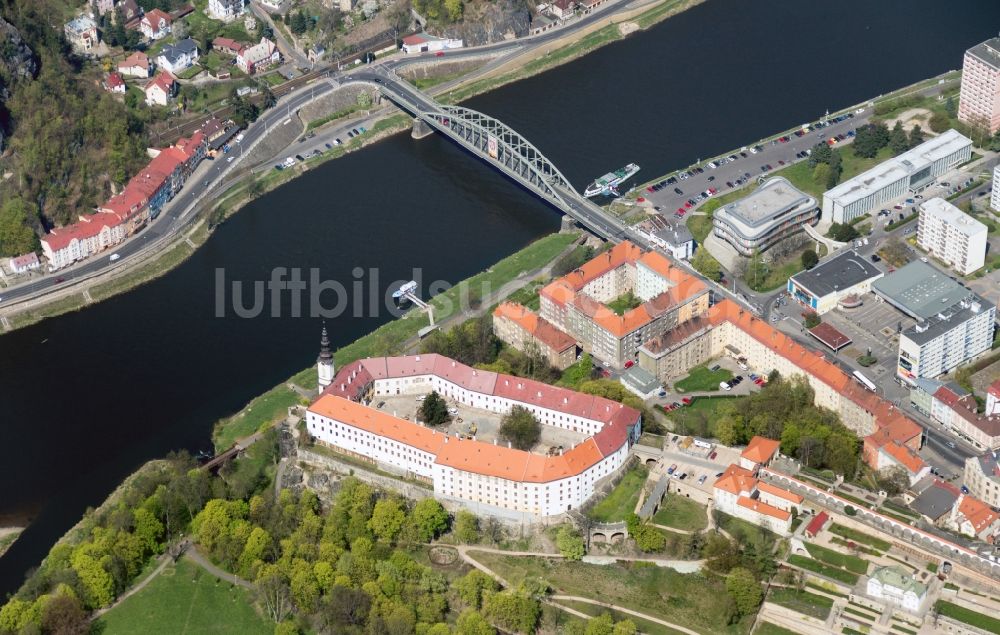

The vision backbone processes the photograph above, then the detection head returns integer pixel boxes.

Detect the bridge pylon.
[411,118,434,139]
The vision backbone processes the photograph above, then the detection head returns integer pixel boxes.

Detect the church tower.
[317,323,335,390]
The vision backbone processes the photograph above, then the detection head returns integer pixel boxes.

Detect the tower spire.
[317,322,335,389]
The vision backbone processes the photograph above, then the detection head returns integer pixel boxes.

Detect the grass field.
[555,599,689,635]
[787,555,861,585]
[666,395,742,438]
[651,493,708,532]
[766,587,834,621]
[674,364,734,392]
[607,291,642,316]
[934,600,1000,633]
[212,383,300,451]
[803,542,870,575]
[771,146,895,200]
[470,552,752,634]
[96,559,270,635]
[754,622,803,635]
[588,464,649,522]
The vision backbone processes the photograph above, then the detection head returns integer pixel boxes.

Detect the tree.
[801,249,818,269]
[826,148,843,187]
[454,510,480,544]
[0,197,40,257]
[808,141,833,167]
[852,122,890,158]
[410,498,449,542]
[290,10,309,35]
[908,124,926,148]
[498,406,541,451]
[40,592,88,635]
[889,120,910,155]
[556,525,585,560]
[585,613,615,635]
[811,163,831,190]
[612,619,638,635]
[368,498,406,543]
[419,391,451,426]
[256,565,293,623]
[876,466,910,496]
[482,590,540,634]
[454,570,498,609]
[744,249,769,290]
[725,567,763,616]
[444,0,464,21]
[929,110,950,133]
[803,311,821,329]
[456,609,495,635]
[827,222,859,243]
[691,247,721,282]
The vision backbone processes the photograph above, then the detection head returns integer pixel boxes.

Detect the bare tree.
[256,568,293,623]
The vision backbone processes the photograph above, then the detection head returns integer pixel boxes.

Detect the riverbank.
[0,0,703,335]
[0,528,23,559]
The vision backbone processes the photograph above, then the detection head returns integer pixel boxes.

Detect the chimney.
[444,436,448,443]
[508,440,512,448]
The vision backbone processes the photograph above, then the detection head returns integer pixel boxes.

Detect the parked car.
[624,360,634,368]
[667,464,677,474]
[681,397,692,405]
[709,451,717,460]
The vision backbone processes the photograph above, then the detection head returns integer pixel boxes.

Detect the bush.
[844,505,857,516]
[801,249,819,270]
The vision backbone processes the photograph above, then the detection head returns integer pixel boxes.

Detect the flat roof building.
[712,177,819,256]
[822,130,973,224]
[788,249,884,315]
[873,261,996,383]
[959,37,1000,134]
[916,198,987,275]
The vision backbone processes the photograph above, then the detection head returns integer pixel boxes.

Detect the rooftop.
[966,36,1000,71]
[909,479,960,520]
[956,494,999,534]
[871,260,973,319]
[716,177,815,227]
[919,198,987,238]
[790,249,884,298]
[971,451,1000,484]
[807,322,852,351]
[870,566,927,596]
[741,436,781,466]
[493,302,576,352]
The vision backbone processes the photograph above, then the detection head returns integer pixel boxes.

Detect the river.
[1,0,998,596]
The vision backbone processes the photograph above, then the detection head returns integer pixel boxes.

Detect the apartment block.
[916,198,987,275]
[959,37,1000,134]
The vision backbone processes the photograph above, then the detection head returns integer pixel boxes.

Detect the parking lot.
[652,438,743,495]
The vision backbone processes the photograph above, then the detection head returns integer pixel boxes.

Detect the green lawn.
[674,364,734,392]
[828,524,891,552]
[556,599,689,635]
[588,464,649,522]
[95,559,270,635]
[772,146,895,200]
[934,600,1000,633]
[651,493,708,531]
[666,395,743,438]
[469,552,751,634]
[803,542,870,575]
[745,252,806,293]
[607,291,642,316]
[787,555,861,585]
[212,383,300,451]
[755,622,804,635]
[766,588,834,621]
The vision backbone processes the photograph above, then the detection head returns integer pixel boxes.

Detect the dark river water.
[2,0,999,597]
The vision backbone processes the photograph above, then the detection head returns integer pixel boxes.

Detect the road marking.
[1,316,10,331]
[83,289,93,303]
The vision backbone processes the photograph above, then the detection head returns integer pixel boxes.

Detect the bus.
[852,370,877,393]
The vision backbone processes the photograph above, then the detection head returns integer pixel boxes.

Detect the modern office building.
[872,260,996,382]
[992,165,1000,212]
[712,177,819,256]
[307,353,641,518]
[964,449,1000,509]
[787,249,884,315]
[959,37,1000,134]
[916,198,987,275]
[539,241,709,367]
[822,130,973,223]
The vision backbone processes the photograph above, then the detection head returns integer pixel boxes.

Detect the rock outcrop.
[441,0,531,46]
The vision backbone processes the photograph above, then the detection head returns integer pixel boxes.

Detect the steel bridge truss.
[421,106,578,206]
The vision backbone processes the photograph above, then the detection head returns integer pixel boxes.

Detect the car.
[671,436,679,443]
[658,389,667,397]
[961,485,970,494]
[601,369,611,377]
[295,154,305,161]
[679,473,687,480]
[720,381,732,391]
[435,51,444,57]
[684,201,693,209]
[674,187,683,195]
[681,397,692,405]
[416,395,426,402]
[698,474,708,484]
[347,131,355,138]
[671,405,681,412]
[54,277,65,284]
[870,254,881,262]
[359,127,367,133]
[448,407,459,415]
[376,401,385,409]
[707,175,715,181]
[754,378,764,385]
[334,138,342,145]
[716,472,724,478]
[624,360,634,368]
[667,464,677,474]
[709,451,717,460]
[227,156,235,163]
[109,253,120,262]
[325,142,333,149]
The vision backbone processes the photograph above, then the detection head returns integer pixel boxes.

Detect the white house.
[400,32,464,54]
[712,463,802,536]
[949,494,1000,543]
[140,9,172,40]
[155,38,199,74]
[9,253,40,274]
[41,213,126,271]
[117,51,151,78]
[207,0,245,21]
[866,566,927,612]
[236,37,280,74]
[144,71,177,106]
[64,15,99,54]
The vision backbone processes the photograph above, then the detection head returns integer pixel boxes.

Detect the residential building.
[306,353,642,517]
[916,197,987,275]
[712,177,819,256]
[635,215,694,260]
[117,51,151,78]
[400,33,464,54]
[873,440,930,485]
[787,249,884,315]
[156,38,199,74]
[144,71,177,106]
[64,16,99,54]
[236,37,280,74]
[549,0,576,19]
[909,478,960,522]
[873,260,996,383]
[492,302,578,370]
[958,37,1000,134]
[104,72,126,93]
[988,378,1000,416]
[309,44,327,64]
[909,377,947,416]
[41,213,127,271]
[928,384,1000,451]
[993,164,1000,212]
[140,8,172,40]
[637,315,714,382]
[212,37,244,56]
[739,436,781,471]
[539,241,709,368]
[712,464,802,536]
[93,0,115,16]
[118,0,142,25]
[866,566,927,612]
[8,253,40,274]
[208,0,245,21]
[949,494,1000,543]
[822,130,973,223]
[963,450,1000,509]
